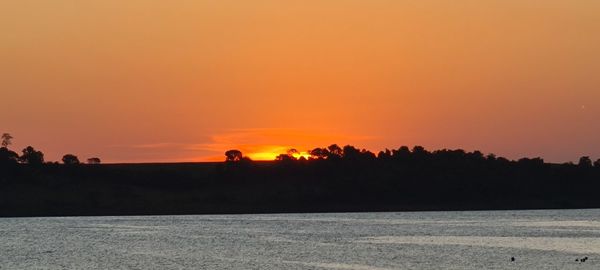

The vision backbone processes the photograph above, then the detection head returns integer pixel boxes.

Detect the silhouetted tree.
[518,157,544,167]
[19,146,44,165]
[412,146,428,156]
[1,133,13,148]
[496,156,510,164]
[342,145,361,159]
[309,148,329,160]
[62,154,80,165]
[594,159,600,168]
[0,147,19,165]
[361,149,376,159]
[87,157,101,164]
[377,149,392,159]
[276,149,299,162]
[579,156,593,168]
[327,144,343,158]
[276,153,296,161]
[468,150,485,161]
[225,150,243,162]
[392,146,411,159]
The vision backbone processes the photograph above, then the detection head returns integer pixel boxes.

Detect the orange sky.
[1,1,599,163]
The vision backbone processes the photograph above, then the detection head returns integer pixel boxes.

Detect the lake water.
[1,209,599,269]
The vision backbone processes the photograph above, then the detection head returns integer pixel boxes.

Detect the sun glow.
[291,152,312,160]
[244,146,312,161]
[247,152,280,161]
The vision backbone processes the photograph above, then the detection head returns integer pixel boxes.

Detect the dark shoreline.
[2,157,600,218]
[3,205,600,219]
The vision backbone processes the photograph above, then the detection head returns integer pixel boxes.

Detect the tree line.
[225,143,600,168]
[2,132,599,168]
[1,134,600,216]
[0,133,101,166]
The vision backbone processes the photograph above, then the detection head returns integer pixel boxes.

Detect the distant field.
[1,159,599,217]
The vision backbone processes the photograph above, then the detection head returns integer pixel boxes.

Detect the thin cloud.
[108,128,376,161]
[189,128,376,160]
[129,143,187,149]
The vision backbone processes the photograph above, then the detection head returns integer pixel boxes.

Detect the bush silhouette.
[0,147,19,165]
[87,157,101,164]
[225,150,243,162]
[327,144,343,159]
[579,156,593,168]
[309,148,329,160]
[19,146,44,165]
[62,154,80,165]
[276,153,296,161]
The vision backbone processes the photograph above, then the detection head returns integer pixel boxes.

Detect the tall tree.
[1,133,13,148]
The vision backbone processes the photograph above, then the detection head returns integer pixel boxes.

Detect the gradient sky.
[1,1,599,163]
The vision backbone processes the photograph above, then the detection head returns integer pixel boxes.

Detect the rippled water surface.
[1,209,600,269]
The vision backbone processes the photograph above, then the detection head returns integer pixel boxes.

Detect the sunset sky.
[1,1,599,163]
